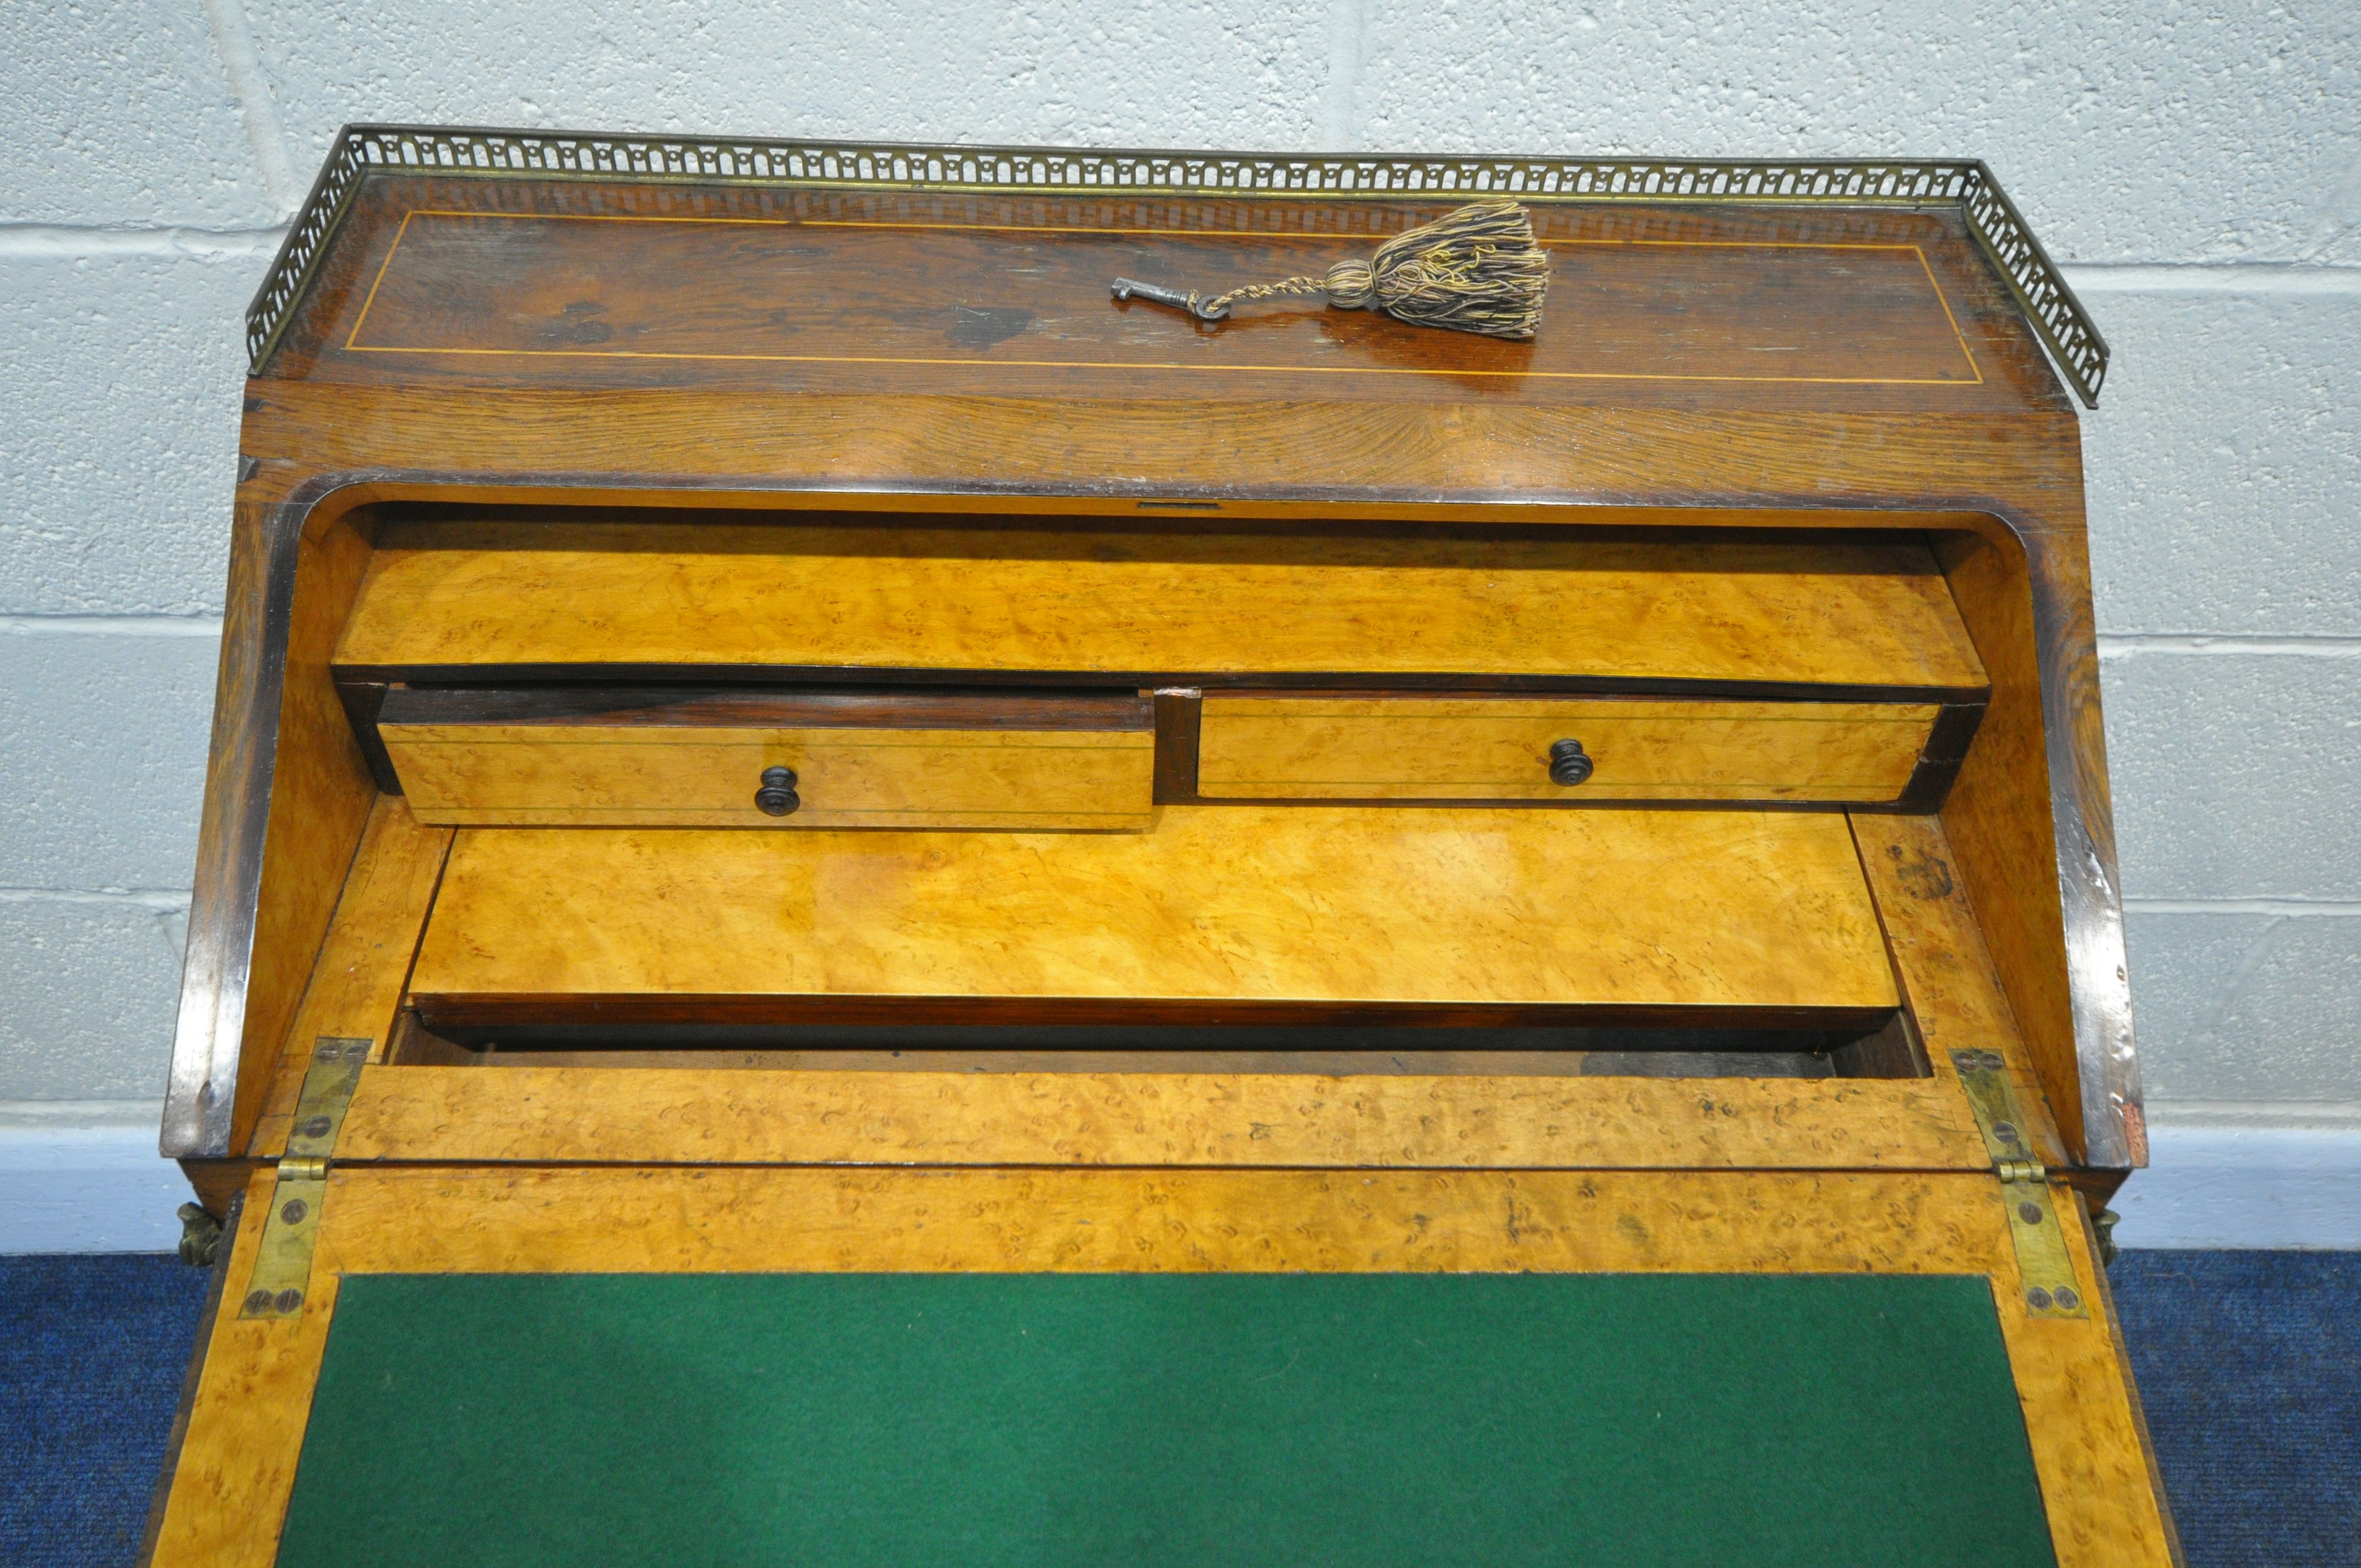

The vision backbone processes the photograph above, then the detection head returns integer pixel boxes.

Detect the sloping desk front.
[145,131,2173,1568]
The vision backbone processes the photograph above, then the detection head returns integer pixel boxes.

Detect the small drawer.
[1195,696,1950,804]
[378,690,1155,829]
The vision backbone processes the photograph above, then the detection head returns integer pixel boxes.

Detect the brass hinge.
[1950,1049,2088,1319]
[239,1036,370,1320]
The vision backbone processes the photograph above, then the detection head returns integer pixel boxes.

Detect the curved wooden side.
[165,497,378,1162]
[1938,520,2141,1172]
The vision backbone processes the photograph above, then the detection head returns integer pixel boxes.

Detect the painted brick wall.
[4,1,2355,1122]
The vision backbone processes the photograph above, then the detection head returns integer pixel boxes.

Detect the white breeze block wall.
[2,2,2354,1240]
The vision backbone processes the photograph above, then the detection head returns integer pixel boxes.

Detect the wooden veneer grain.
[329,1065,1979,1170]
[382,722,1156,829]
[1196,695,1941,802]
[335,524,1989,693]
[406,807,1899,1024]
[243,796,451,1157]
[1854,811,2074,1171]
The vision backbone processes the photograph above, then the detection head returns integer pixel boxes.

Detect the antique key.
[1110,277,1231,322]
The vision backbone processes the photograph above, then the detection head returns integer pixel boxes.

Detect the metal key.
[1110,277,1230,321]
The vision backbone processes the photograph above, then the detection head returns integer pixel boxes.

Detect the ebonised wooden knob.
[1547,739,1594,787]
[754,766,801,816]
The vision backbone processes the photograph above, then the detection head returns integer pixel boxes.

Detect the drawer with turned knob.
[377,689,1155,830]
[1195,695,1971,808]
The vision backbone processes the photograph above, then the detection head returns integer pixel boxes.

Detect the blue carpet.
[1,1255,211,1568]
[2110,1250,2361,1568]
[0,1250,2353,1567]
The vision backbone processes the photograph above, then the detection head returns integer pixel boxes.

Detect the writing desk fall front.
[144,129,2177,1568]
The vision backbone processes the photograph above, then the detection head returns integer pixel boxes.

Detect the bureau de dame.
[141,129,2177,1568]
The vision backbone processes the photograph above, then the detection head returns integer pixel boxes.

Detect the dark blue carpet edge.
[2107,1250,2361,1568]
[1,1253,216,1568]
[1,1248,2353,1568]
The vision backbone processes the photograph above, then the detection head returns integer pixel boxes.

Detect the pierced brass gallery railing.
[247,124,2108,406]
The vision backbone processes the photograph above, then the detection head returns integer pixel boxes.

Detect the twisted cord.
[1202,275,1330,314]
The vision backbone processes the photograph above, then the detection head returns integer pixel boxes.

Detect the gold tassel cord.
[1111,198,1549,339]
